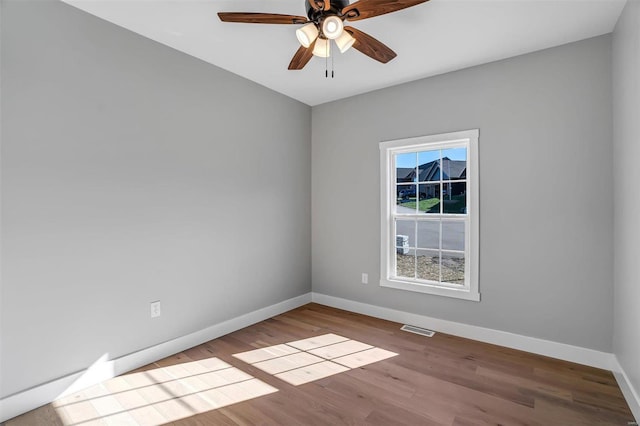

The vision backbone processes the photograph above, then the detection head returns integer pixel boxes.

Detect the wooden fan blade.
[218,12,308,25]
[288,41,316,70]
[345,26,397,63]
[308,0,331,11]
[342,0,429,21]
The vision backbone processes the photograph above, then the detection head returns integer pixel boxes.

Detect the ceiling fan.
[218,0,429,70]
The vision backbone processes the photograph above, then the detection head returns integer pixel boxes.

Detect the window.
[379,129,479,301]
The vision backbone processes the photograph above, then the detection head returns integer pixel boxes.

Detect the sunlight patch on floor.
[233,333,398,386]
[52,357,277,426]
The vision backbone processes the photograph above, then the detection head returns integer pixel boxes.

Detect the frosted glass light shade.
[312,37,331,57]
[322,16,343,40]
[296,23,319,48]
[335,30,355,53]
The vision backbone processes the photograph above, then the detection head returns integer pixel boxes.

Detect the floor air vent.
[401,325,435,337]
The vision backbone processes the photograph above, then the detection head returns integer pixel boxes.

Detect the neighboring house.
[419,157,466,182]
[396,167,415,183]
[397,157,467,199]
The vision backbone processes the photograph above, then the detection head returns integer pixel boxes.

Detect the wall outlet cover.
[150,301,161,318]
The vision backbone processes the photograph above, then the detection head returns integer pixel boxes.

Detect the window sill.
[380,278,480,302]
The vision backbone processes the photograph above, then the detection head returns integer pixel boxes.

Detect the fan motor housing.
[306,0,349,20]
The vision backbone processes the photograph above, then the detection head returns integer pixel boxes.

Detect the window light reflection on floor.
[52,357,277,426]
[233,333,398,386]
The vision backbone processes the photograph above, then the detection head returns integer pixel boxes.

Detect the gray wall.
[613,0,640,404]
[312,35,613,351]
[0,0,626,404]
[0,0,311,398]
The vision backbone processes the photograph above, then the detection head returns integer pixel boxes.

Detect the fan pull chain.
[322,41,334,79]
[325,41,329,78]
[331,50,334,78]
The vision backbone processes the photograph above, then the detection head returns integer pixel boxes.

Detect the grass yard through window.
[397,194,466,214]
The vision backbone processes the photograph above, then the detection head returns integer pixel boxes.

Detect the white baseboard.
[612,356,640,421]
[3,292,636,423]
[0,293,312,423]
[311,292,615,370]
[314,290,636,420]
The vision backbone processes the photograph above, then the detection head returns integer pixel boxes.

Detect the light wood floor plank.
[5,303,635,425]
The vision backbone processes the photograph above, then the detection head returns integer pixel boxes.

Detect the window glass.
[416,250,440,282]
[418,150,440,182]
[396,153,416,183]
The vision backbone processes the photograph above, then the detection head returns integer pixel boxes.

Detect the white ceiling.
[61,0,626,106]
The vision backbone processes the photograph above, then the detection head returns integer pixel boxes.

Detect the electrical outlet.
[150,301,161,318]
[361,273,368,284]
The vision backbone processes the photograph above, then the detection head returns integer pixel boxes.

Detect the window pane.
[396,184,417,213]
[441,252,465,285]
[396,249,415,279]
[441,147,467,181]
[418,183,440,214]
[442,221,464,251]
[418,150,440,182]
[395,219,415,248]
[417,220,439,249]
[443,182,466,214]
[396,153,416,183]
[416,250,439,282]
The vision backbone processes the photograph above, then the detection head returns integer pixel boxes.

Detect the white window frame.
[379,129,480,302]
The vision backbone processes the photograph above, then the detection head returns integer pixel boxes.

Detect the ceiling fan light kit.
[296,23,319,48]
[322,15,344,40]
[312,37,332,57]
[335,30,356,53]
[218,0,429,71]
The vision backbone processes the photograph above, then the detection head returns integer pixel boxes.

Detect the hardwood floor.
[6,303,635,425]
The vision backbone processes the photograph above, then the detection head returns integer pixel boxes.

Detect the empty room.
[1,0,639,424]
